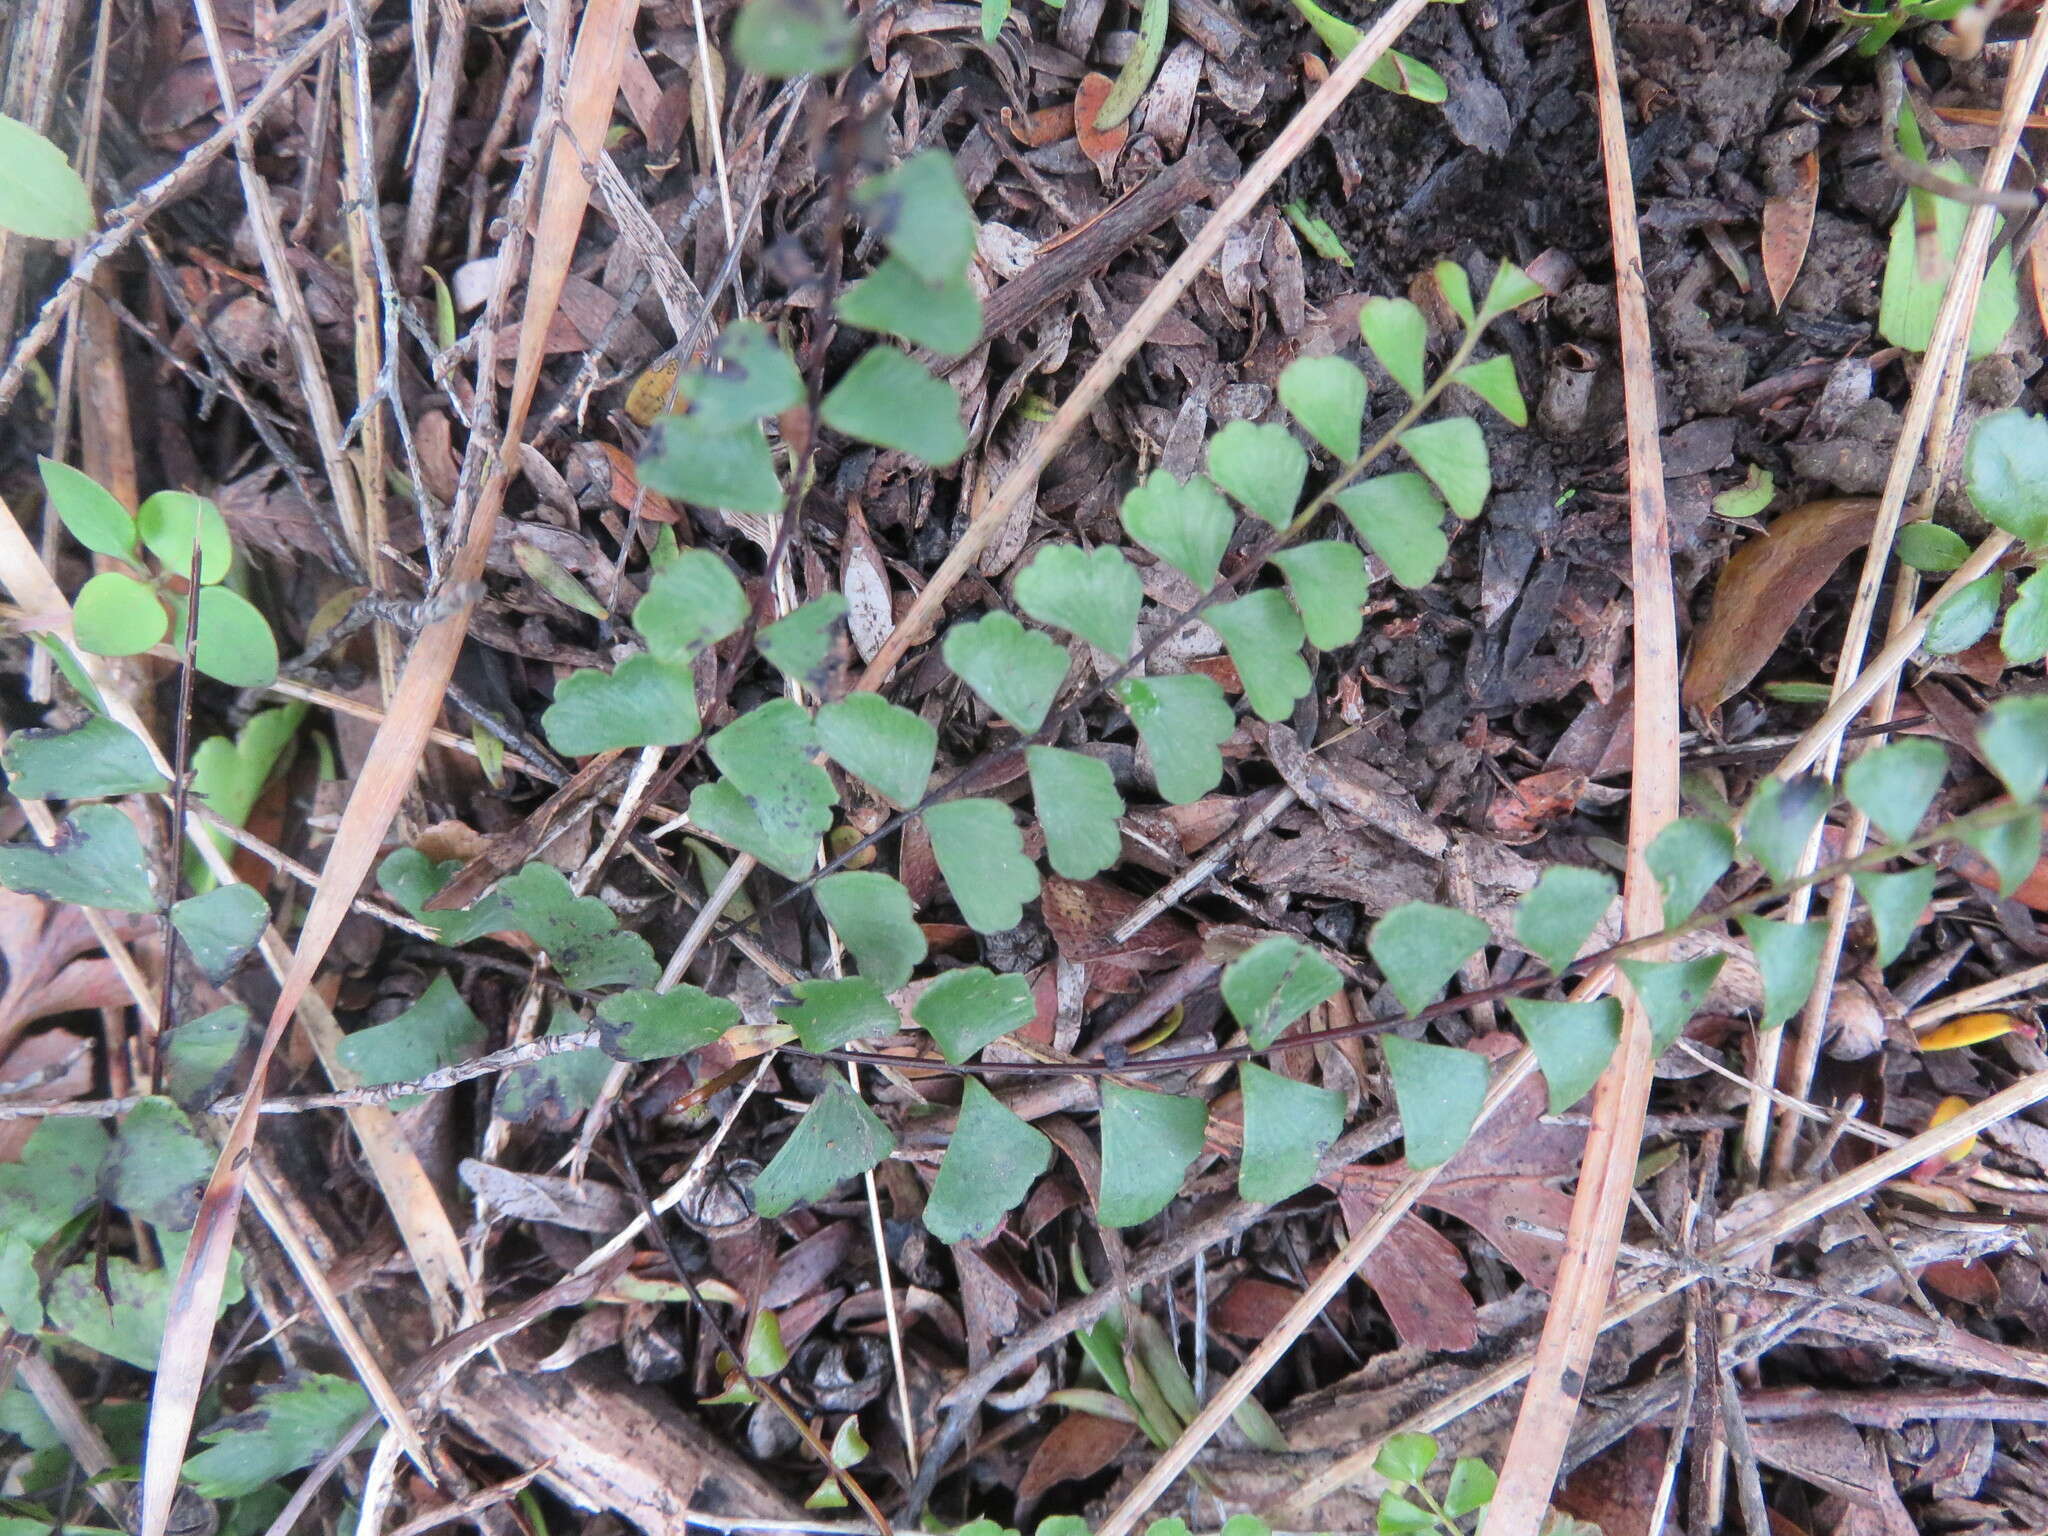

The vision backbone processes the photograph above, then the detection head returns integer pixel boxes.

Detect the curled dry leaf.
[1016,1409,1137,1513]
[1762,149,1820,311]
[841,502,893,664]
[1681,498,1881,714]
[1074,74,1128,177]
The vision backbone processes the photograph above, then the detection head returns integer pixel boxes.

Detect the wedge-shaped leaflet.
[0,804,154,912]
[1369,901,1488,1016]
[1119,468,1234,588]
[820,348,967,467]
[3,714,167,799]
[105,1096,212,1230]
[1222,935,1342,1048]
[543,655,699,755]
[1508,997,1622,1114]
[708,698,835,849]
[1513,865,1616,975]
[1097,1084,1207,1227]
[1278,354,1367,459]
[497,1008,611,1125]
[924,798,1040,933]
[1646,816,1734,925]
[1924,573,2001,656]
[1014,544,1142,656]
[817,693,936,807]
[640,415,783,513]
[1855,867,1936,967]
[838,258,983,358]
[1118,672,1233,805]
[1398,417,1490,521]
[758,594,847,693]
[2003,570,2048,665]
[1737,914,1827,1031]
[636,550,750,663]
[162,1007,252,1112]
[1381,1035,1488,1168]
[1618,952,1727,1056]
[754,1073,896,1218]
[679,319,804,429]
[1844,738,1947,845]
[1238,1063,1343,1203]
[1335,473,1447,589]
[1359,296,1428,399]
[1980,694,2048,804]
[167,885,267,984]
[942,611,1069,732]
[1027,745,1124,879]
[1209,589,1311,723]
[595,985,739,1062]
[924,1080,1050,1243]
[913,966,1036,1063]
[1454,354,1526,426]
[775,976,899,1052]
[183,1375,370,1501]
[497,863,658,989]
[1206,420,1308,530]
[39,457,136,560]
[853,150,979,284]
[815,871,926,990]
[1961,803,2042,896]
[0,116,92,240]
[1739,774,1831,884]
[1270,541,1368,650]
[688,779,819,879]
[338,974,486,1106]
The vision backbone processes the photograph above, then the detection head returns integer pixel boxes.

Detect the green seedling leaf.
[1093,0,1168,128]
[0,803,154,912]
[636,550,750,663]
[1097,1084,1207,1227]
[1962,803,2042,896]
[1335,473,1447,589]
[1375,1431,1439,1487]
[980,0,1010,41]
[0,1118,106,1248]
[73,570,168,656]
[641,415,784,512]
[1222,935,1343,1048]
[817,693,936,807]
[0,115,93,239]
[498,862,659,989]
[1368,901,1489,1016]
[514,539,609,619]
[543,655,700,756]
[1737,915,1826,1031]
[162,1006,252,1112]
[1118,672,1234,804]
[820,348,967,466]
[1924,572,2002,655]
[1210,589,1312,722]
[183,1375,370,1500]
[39,459,135,560]
[1881,169,2019,359]
[753,1073,896,1218]
[190,704,305,886]
[378,849,514,946]
[1844,737,1947,845]
[1363,47,1446,102]
[1957,409,2048,548]
[1119,468,1235,588]
[1238,1062,1343,1203]
[1453,353,1527,426]
[689,778,819,879]
[47,1251,242,1369]
[1445,1457,1497,1517]
[1206,420,1309,531]
[925,1079,1052,1243]
[1359,297,1428,400]
[1740,774,1831,884]
[1898,522,1969,572]
[337,974,487,1108]
[680,319,804,431]
[170,884,268,983]
[1015,543,1143,657]
[30,629,106,712]
[2003,569,2048,664]
[1646,816,1734,925]
[913,966,1035,1063]
[775,976,899,1051]
[103,1097,212,1230]
[1618,954,1726,1055]
[1027,745,1124,879]
[1278,354,1367,459]
[179,585,278,688]
[837,257,983,358]
[759,593,849,694]
[853,151,978,285]
[708,698,836,849]
[924,797,1040,933]
[0,1235,41,1333]
[1508,997,1623,1114]
[3,714,166,799]
[1980,694,2048,804]
[1481,261,1546,317]
[942,611,1070,732]
[596,985,739,1062]
[136,491,232,584]
[1854,866,1937,967]
[1270,540,1368,649]
[815,871,926,990]
[1381,1035,1487,1169]
[1398,416,1490,520]
[1714,465,1776,519]
[497,1007,611,1126]
[1285,199,1353,266]
[1514,864,1617,975]
[1436,261,1476,326]
[730,0,858,76]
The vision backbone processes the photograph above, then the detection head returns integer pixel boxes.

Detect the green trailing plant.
[1371,1432,1497,1535]
[0,114,92,241]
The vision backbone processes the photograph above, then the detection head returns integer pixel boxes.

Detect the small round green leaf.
[837,257,984,358]
[1206,419,1308,530]
[1026,745,1124,880]
[941,611,1070,732]
[1117,671,1234,805]
[924,1079,1052,1244]
[817,693,937,807]
[820,348,967,466]
[1015,544,1143,657]
[1334,473,1447,589]
[730,0,859,77]
[1897,522,1969,572]
[1738,774,1831,884]
[636,550,750,664]
[1368,901,1489,1016]
[2003,569,2048,665]
[38,459,135,561]
[1119,469,1235,588]
[1277,355,1368,459]
[1380,1036,1487,1169]
[1374,1431,1440,1487]
[923,798,1040,934]
[190,586,279,687]
[1924,572,2002,656]
[1964,407,2048,545]
[815,871,927,990]
[1982,694,2048,804]
[1097,1084,1207,1227]
[73,570,168,656]
[1961,803,2042,896]
[543,655,700,756]
[1238,1062,1344,1203]
[913,966,1036,1063]
[136,491,232,583]
[641,415,784,512]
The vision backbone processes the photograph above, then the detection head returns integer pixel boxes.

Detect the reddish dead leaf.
[1553,1427,1668,1536]
[585,441,680,524]
[1922,1257,2000,1307]
[1951,813,2048,910]
[1073,74,1128,175]
[1040,877,1200,991]
[1762,150,1820,311]
[1186,654,1243,694]
[1002,101,1075,148]
[0,1029,94,1161]
[1352,1205,1479,1352]
[1486,768,1588,843]
[0,888,140,1055]
[1016,1411,1136,1512]
[1211,1277,1306,1338]
[1681,498,1881,713]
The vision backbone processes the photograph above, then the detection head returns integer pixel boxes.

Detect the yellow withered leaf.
[1918,1011,2017,1052]
[624,357,681,427]
[1927,1095,1978,1162]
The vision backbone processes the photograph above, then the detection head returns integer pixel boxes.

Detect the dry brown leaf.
[842,502,893,664]
[1074,74,1128,176]
[1681,498,1881,713]
[1017,1412,1138,1511]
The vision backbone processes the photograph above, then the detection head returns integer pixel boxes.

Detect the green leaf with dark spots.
[170,884,268,983]
[679,319,804,430]
[0,803,154,912]
[161,1006,252,1113]
[0,1117,108,1248]
[815,871,926,990]
[753,1073,896,1218]
[595,985,739,1062]
[688,778,820,880]
[641,415,784,513]
[103,1096,212,1231]
[913,966,1035,1063]
[337,974,486,1107]
[183,1375,371,1500]
[853,151,978,285]
[496,1007,611,1127]
[3,714,166,799]
[775,976,900,1052]
[497,863,658,990]
[1739,774,1831,884]
[924,1079,1051,1243]
[376,848,516,947]
[759,594,849,693]
[924,798,1040,934]
[708,698,836,850]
